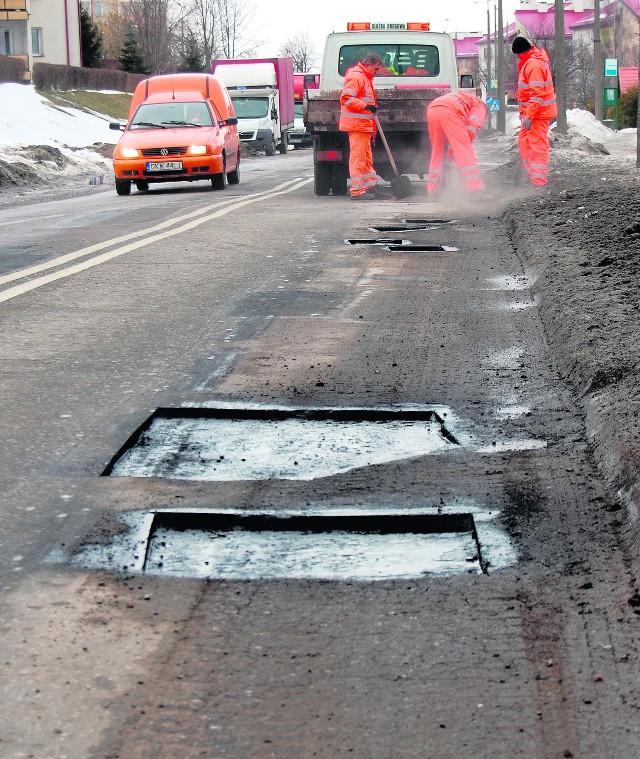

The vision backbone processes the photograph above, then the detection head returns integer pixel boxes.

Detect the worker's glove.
[364,105,378,114]
[522,117,532,130]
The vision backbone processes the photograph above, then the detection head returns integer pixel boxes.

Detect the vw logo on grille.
[160,148,169,156]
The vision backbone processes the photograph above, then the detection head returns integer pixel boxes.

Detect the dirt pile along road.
[501,142,640,579]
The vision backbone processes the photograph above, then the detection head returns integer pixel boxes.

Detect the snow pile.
[0,83,117,189]
[0,83,117,148]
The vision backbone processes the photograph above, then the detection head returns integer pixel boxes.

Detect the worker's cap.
[511,36,532,54]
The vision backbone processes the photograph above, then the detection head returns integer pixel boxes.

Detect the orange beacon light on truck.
[346,22,430,31]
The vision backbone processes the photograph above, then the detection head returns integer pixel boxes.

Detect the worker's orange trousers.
[348,132,378,196]
[518,118,550,186]
[426,103,484,195]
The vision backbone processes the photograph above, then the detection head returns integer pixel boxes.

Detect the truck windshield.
[130,102,213,128]
[231,97,270,119]
[338,45,440,77]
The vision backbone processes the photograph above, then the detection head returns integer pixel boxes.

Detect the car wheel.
[115,179,131,196]
[135,180,149,192]
[265,139,276,156]
[211,157,228,190]
[227,156,240,185]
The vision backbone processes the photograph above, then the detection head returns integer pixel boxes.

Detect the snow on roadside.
[0,82,117,188]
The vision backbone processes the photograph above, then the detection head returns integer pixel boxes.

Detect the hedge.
[32,63,146,93]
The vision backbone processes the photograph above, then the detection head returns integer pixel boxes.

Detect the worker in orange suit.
[425,90,488,197]
[511,36,557,187]
[339,52,384,200]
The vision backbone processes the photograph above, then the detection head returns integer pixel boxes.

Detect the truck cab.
[212,59,295,156]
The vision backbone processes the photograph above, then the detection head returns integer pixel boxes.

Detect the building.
[0,0,81,79]
[80,0,133,19]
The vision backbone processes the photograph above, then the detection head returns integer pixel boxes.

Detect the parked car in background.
[110,73,240,195]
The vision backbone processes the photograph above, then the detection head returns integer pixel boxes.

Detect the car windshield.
[294,103,304,118]
[231,97,270,119]
[130,102,213,129]
[338,44,440,77]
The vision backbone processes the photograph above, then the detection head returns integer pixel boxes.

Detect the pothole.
[345,238,408,245]
[72,507,517,580]
[104,406,459,481]
[385,244,458,252]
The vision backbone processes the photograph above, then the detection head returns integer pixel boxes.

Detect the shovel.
[374,114,413,200]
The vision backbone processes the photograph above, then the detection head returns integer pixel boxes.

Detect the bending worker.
[511,36,557,187]
[339,52,384,200]
[425,90,488,197]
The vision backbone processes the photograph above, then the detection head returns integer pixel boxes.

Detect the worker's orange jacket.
[516,46,557,121]
[339,63,377,134]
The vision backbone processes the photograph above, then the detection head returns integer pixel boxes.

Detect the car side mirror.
[271,109,278,121]
[109,121,126,131]
[219,116,238,126]
[460,74,474,88]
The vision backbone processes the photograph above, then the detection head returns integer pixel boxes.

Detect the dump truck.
[304,22,472,195]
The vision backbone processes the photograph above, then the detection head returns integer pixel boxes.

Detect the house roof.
[454,35,483,57]
[619,66,638,92]
[572,0,640,28]
[515,7,594,37]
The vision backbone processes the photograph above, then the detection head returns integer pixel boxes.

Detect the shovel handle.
[374,114,400,178]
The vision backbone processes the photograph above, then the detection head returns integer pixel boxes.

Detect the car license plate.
[289,136,302,143]
[146,161,182,172]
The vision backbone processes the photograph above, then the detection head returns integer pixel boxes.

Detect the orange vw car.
[110,73,240,195]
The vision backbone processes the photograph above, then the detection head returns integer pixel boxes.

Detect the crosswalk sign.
[486,96,501,112]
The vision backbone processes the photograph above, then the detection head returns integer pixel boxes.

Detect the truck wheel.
[115,179,131,196]
[314,162,332,196]
[265,139,276,156]
[278,133,288,154]
[227,156,240,185]
[211,157,228,190]
[331,164,348,196]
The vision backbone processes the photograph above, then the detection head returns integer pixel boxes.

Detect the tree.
[119,28,149,73]
[279,31,319,72]
[178,31,205,71]
[130,0,173,74]
[80,5,104,68]
[98,12,131,62]
[618,85,638,128]
[215,0,258,58]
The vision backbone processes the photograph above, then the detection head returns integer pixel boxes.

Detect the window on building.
[94,3,107,16]
[1,29,12,55]
[31,28,43,56]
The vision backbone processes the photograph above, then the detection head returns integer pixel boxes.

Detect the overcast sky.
[253,0,521,67]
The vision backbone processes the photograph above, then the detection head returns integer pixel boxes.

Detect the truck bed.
[304,87,450,132]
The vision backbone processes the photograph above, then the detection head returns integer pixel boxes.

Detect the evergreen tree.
[177,32,205,73]
[80,5,104,69]
[119,28,148,74]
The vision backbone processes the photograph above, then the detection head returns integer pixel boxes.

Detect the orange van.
[110,73,240,195]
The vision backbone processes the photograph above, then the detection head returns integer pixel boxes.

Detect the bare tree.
[278,31,319,72]
[188,0,221,69]
[567,39,595,108]
[130,0,173,74]
[97,11,131,61]
[215,0,259,58]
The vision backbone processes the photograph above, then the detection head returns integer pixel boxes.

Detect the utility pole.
[554,0,567,133]
[487,3,492,129]
[636,17,640,167]
[594,0,603,120]
[497,0,505,133]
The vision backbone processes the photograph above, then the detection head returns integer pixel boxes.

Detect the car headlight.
[189,145,208,155]
[120,147,140,158]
